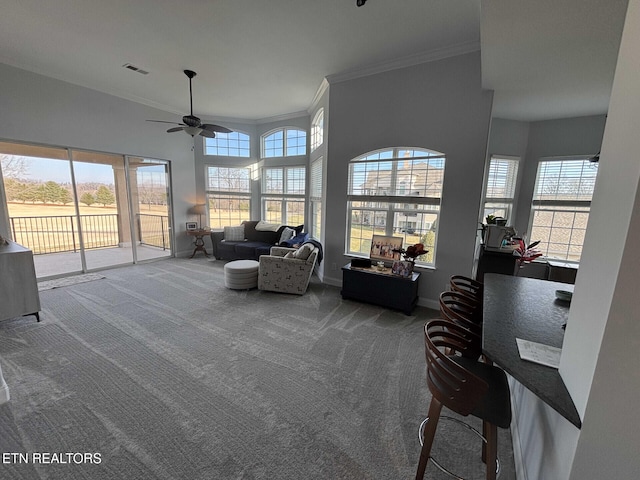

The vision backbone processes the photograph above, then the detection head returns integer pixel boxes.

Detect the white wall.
[487,1,640,478]
[487,117,605,480]
[324,52,494,305]
[0,64,196,256]
[566,0,640,476]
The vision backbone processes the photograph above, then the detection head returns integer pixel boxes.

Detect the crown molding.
[255,110,310,125]
[326,40,481,85]
[308,78,330,114]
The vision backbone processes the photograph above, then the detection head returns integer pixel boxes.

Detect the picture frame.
[186,222,198,231]
[369,235,402,264]
[392,260,413,278]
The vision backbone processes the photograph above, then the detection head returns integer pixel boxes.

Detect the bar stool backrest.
[424,320,488,416]
[450,275,483,305]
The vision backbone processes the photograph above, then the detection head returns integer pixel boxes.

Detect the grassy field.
[7,202,170,254]
[7,202,168,217]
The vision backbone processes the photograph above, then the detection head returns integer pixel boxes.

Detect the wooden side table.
[187,229,211,258]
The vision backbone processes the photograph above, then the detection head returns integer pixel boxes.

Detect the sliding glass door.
[128,157,172,262]
[0,141,173,278]
[0,143,83,277]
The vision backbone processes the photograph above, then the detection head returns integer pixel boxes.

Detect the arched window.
[346,147,446,266]
[310,109,324,152]
[261,128,307,158]
[204,131,250,157]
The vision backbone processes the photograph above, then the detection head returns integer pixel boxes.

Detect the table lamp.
[189,204,207,228]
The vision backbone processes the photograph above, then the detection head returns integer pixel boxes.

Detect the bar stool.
[415,320,511,480]
[450,275,484,309]
[439,290,483,335]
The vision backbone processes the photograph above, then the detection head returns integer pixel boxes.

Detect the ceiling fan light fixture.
[183,126,203,137]
[147,69,232,140]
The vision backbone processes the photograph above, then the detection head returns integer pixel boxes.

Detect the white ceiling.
[482,0,628,121]
[0,0,629,123]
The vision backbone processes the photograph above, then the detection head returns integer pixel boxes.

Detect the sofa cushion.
[234,241,269,258]
[255,221,281,232]
[278,227,296,244]
[255,245,272,258]
[217,241,242,259]
[224,225,245,241]
[243,221,280,244]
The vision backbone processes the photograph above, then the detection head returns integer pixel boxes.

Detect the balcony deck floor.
[33,244,171,279]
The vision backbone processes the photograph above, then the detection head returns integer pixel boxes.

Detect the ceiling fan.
[148,69,232,138]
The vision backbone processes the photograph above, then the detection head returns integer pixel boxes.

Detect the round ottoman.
[224,260,260,289]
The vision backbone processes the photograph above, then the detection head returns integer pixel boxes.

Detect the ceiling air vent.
[122,63,149,75]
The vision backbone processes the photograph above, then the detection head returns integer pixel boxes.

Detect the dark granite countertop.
[483,273,582,428]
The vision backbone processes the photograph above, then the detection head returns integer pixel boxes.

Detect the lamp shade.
[189,204,206,215]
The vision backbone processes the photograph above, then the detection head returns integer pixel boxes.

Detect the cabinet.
[475,246,517,282]
[0,241,40,322]
[341,263,420,315]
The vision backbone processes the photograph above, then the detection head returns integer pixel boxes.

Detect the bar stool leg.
[485,422,498,480]
[482,421,487,463]
[415,399,443,480]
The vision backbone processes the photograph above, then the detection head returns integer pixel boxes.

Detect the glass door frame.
[0,140,175,278]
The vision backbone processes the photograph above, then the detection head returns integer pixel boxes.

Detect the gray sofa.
[210,220,304,261]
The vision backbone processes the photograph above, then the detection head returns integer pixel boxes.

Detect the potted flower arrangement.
[392,243,428,276]
[512,238,542,273]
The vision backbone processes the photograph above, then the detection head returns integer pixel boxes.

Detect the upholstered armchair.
[258,244,318,295]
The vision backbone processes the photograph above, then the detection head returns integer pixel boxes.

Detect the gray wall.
[514,115,606,237]
[0,63,197,256]
[324,51,493,306]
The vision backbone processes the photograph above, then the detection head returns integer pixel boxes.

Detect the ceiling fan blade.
[147,120,185,126]
[166,127,185,133]
[199,129,216,138]
[201,124,233,134]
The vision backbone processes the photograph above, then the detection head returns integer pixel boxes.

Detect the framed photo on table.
[392,260,413,277]
[370,235,402,264]
[186,222,198,231]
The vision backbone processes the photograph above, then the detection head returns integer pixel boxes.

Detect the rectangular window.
[204,132,250,157]
[310,157,323,238]
[261,166,305,225]
[530,158,598,261]
[205,166,251,228]
[347,149,445,267]
[483,155,519,222]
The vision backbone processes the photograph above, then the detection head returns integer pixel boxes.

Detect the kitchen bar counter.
[483,273,581,428]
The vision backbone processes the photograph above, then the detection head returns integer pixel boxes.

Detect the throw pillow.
[255,221,281,232]
[292,243,314,261]
[224,225,245,242]
[278,227,296,244]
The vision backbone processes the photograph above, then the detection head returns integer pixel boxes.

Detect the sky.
[3,156,165,185]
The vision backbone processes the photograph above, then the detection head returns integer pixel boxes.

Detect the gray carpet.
[0,258,515,479]
[37,273,106,291]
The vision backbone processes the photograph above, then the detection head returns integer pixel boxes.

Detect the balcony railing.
[10,213,170,255]
[137,213,170,250]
